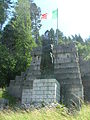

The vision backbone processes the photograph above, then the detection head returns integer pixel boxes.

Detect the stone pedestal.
[21,79,60,104]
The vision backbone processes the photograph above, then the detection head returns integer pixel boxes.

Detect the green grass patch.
[0,89,90,120]
[0,104,90,120]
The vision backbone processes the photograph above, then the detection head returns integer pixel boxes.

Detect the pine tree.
[10,0,36,73]
[0,0,13,30]
[30,1,42,44]
[0,0,36,86]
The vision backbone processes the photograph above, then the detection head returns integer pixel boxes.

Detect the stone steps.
[54,67,80,74]
[55,73,81,79]
[57,78,82,84]
[54,62,79,69]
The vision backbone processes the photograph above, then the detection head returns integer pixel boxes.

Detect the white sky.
[34,0,90,40]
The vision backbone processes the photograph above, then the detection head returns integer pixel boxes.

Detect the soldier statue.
[40,30,54,78]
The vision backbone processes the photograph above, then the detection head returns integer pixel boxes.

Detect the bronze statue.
[40,30,54,78]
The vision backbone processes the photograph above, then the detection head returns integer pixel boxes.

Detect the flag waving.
[52,9,58,19]
[41,9,58,20]
[41,13,47,19]
[41,8,58,44]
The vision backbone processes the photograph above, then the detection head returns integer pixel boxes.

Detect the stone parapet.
[54,43,77,53]
[54,68,80,74]
[55,62,79,69]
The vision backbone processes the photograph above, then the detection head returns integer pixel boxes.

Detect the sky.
[34,0,90,40]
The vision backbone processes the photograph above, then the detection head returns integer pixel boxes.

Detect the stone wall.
[8,76,22,98]
[53,43,83,107]
[79,57,90,101]
[22,79,60,104]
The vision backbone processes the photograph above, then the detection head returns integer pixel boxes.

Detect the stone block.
[43,95,47,98]
[34,79,41,83]
[49,87,55,91]
[21,79,60,104]
[39,95,44,99]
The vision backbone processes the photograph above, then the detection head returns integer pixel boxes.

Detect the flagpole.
[57,8,58,45]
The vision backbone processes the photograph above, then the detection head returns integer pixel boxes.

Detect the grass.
[0,104,90,120]
[0,89,90,120]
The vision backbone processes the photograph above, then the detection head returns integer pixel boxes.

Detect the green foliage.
[56,29,64,44]
[0,0,36,86]
[0,89,3,98]
[0,0,4,29]
[72,34,84,43]
[76,42,86,55]
[57,33,90,61]
[30,1,42,44]
[1,23,16,52]
[12,0,36,73]
[40,29,90,70]
[0,89,16,105]
[0,43,16,86]
[75,41,90,60]
[0,0,13,30]
[41,28,65,45]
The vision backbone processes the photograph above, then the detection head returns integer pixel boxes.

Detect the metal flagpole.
[56,8,58,64]
[57,8,58,45]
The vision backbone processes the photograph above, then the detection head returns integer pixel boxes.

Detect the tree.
[8,0,36,73]
[0,43,16,87]
[71,34,84,44]
[41,28,66,45]
[0,0,13,30]
[55,29,64,44]
[30,1,42,44]
[70,35,90,60]
[0,0,36,86]
[1,21,16,52]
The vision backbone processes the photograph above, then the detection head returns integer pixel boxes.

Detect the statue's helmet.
[44,30,49,37]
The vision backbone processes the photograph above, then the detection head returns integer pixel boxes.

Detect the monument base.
[21,79,60,104]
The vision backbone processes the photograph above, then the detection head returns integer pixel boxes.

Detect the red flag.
[41,13,47,19]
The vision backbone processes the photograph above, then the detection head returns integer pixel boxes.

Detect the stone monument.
[8,30,60,104]
[8,31,84,109]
